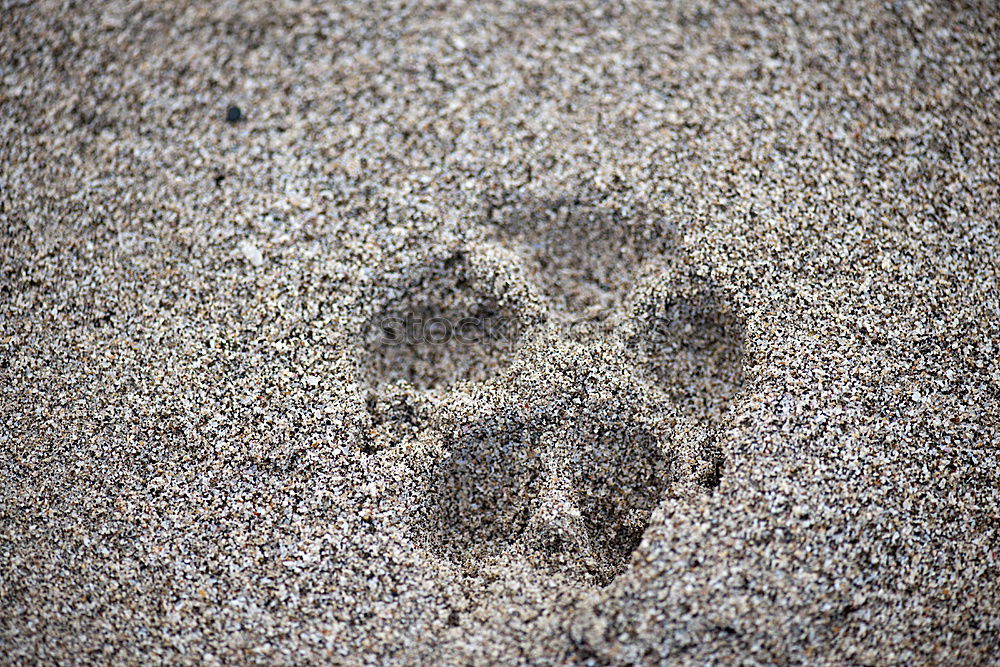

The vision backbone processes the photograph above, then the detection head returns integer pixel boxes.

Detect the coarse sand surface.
[2,1,999,664]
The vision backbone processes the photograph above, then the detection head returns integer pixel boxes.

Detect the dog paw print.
[359,197,745,586]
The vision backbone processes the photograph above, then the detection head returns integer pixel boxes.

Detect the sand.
[2,0,998,664]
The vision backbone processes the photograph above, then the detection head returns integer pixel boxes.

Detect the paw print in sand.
[359,198,745,585]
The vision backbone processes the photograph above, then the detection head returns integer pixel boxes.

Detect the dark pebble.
[226,105,242,123]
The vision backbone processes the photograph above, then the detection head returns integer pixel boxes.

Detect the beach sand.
[2,1,998,664]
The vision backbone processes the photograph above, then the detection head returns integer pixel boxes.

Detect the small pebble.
[238,239,264,267]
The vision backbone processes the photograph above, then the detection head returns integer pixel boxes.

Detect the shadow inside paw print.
[420,415,546,559]
[416,391,684,587]
[361,252,524,393]
[482,194,675,323]
[568,421,672,577]
[628,279,746,430]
